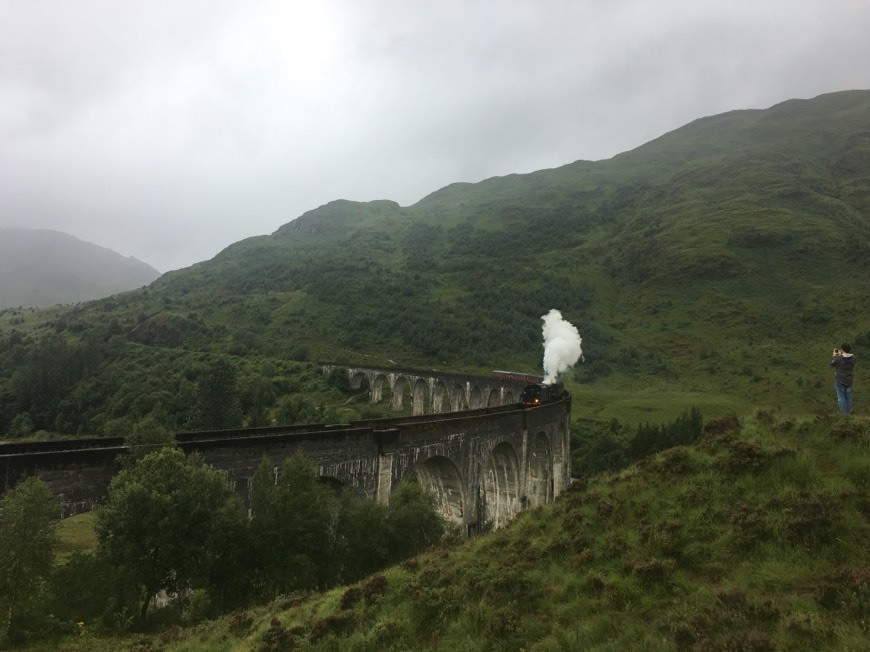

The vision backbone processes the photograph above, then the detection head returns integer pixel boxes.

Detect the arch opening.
[432,381,448,413]
[389,377,413,414]
[370,374,389,404]
[410,455,465,524]
[527,432,552,507]
[449,384,468,412]
[318,475,347,496]
[411,379,429,416]
[482,442,520,529]
[349,372,368,391]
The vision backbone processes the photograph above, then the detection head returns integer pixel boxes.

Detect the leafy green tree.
[629,422,662,459]
[9,335,75,431]
[0,477,60,640]
[249,453,334,597]
[96,448,246,619]
[193,358,242,430]
[385,481,446,562]
[240,375,275,427]
[7,412,34,438]
[123,416,176,465]
[586,431,626,474]
[275,395,318,425]
[629,408,703,460]
[665,406,703,447]
[198,491,253,614]
[48,551,140,630]
[332,491,389,585]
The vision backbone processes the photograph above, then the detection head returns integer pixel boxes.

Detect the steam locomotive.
[520,382,564,407]
[492,370,564,407]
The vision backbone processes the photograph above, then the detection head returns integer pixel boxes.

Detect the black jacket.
[831,353,856,386]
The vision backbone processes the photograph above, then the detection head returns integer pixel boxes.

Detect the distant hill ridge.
[0,227,161,309]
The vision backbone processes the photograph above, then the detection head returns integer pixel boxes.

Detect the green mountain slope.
[1,90,869,436]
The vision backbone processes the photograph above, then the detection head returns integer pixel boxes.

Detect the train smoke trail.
[541,309,583,384]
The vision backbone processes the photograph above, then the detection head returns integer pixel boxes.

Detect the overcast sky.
[2,1,868,272]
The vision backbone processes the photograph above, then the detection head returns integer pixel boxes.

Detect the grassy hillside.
[1,90,869,438]
[44,415,870,651]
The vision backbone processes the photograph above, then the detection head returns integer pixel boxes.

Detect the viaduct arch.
[1,365,571,535]
[322,363,525,414]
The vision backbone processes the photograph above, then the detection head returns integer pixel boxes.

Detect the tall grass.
[55,512,98,562]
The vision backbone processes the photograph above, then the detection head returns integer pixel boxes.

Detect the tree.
[123,416,176,465]
[9,335,75,431]
[666,406,703,447]
[240,375,275,427]
[385,480,446,562]
[48,550,140,629]
[0,477,59,640]
[193,358,242,430]
[7,412,34,438]
[332,491,389,584]
[629,422,662,459]
[275,395,320,425]
[96,448,245,619]
[196,488,253,614]
[249,453,334,597]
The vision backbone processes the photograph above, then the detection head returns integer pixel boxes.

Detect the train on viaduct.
[0,364,572,536]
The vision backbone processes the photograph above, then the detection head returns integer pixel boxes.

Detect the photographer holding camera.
[830,343,856,414]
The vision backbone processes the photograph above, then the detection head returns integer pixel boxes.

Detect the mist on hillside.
[0,227,161,309]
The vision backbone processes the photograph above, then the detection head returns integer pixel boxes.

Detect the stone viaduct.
[321,363,531,414]
[1,365,571,535]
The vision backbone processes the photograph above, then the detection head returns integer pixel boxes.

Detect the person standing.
[831,343,856,414]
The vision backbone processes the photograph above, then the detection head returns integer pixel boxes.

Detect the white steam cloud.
[541,309,583,384]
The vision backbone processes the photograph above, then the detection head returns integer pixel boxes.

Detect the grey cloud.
[1,0,869,272]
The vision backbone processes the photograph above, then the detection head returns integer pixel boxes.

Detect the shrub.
[816,565,870,624]
[308,612,356,642]
[257,618,301,652]
[830,419,870,444]
[338,575,390,612]
[228,610,254,636]
[724,440,795,475]
[629,558,675,584]
[728,502,773,549]
[782,491,840,546]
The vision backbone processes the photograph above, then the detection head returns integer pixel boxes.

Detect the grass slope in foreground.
[47,414,869,651]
